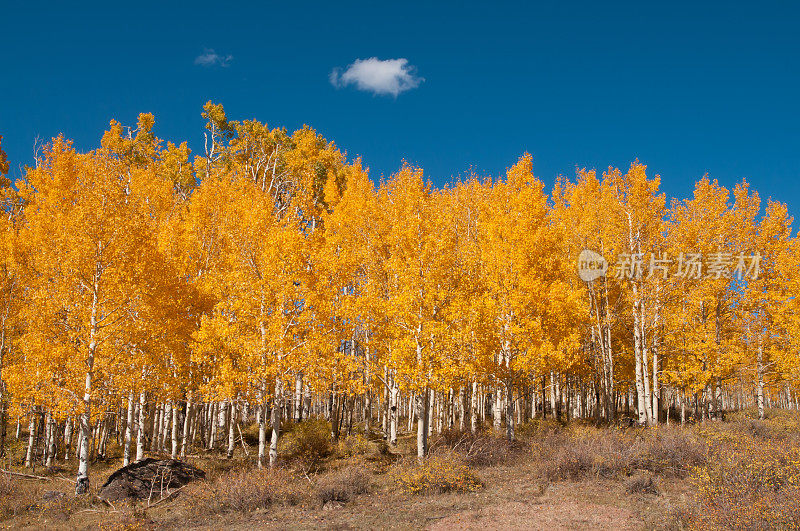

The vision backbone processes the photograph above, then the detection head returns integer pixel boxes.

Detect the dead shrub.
[0,475,47,520]
[541,437,596,481]
[315,466,370,505]
[745,419,775,440]
[536,427,635,481]
[188,467,303,514]
[36,492,95,522]
[430,429,521,467]
[0,473,12,498]
[535,424,707,482]
[625,474,659,495]
[0,474,17,519]
[634,426,707,478]
[392,453,483,495]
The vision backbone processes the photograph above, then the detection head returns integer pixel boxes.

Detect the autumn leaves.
[0,103,797,492]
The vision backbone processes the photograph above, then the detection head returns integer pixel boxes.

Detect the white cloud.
[330,57,423,97]
[194,49,233,67]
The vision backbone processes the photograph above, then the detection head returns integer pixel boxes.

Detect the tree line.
[0,103,797,493]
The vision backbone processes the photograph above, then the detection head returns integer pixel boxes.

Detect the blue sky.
[1,1,798,221]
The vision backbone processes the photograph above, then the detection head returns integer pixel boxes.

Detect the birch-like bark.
[389,383,399,446]
[150,403,161,452]
[171,401,180,459]
[63,418,72,462]
[181,392,193,459]
[294,374,303,422]
[258,392,267,468]
[207,402,217,450]
[161,402,172,453]
[24,413,36,468]
[652,301,661,423]
[363,361,372,434]
[269,378,282,468]
[98,416,109,459]
[415,387,429,462]
[407,392,415,432]
[458,386,465,431]
[136,391,146,462]
[45,414,55,467]
[493,385,503,432]
[42,410,52,466]
[641,300,653,426]
[505,383,515,441]
[470,382,478,433]
[75,275,99,494]
[123,391,135,466]
[633,280,648,425]
[226,400,236,459]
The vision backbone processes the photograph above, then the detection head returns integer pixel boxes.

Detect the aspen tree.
[608,163,666,425]
[382,166,457,459]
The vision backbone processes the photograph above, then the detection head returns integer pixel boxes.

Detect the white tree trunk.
[269,379,282,468]
[458,386,465,431]
[294,374,303,422]
[181,393,192,459]
[258,396,268,469]
[136,391,146,462]
[43,410,52,467]
[171,401,180,459]
[226,400,236,459]
[493,385,503,432]
[633,284,648,425]
[63,418,72,462]
[470,382,478,433]
[76,281,98,495]
[161,402,171,452]
[389,383,399,446]
[123,391,135,466]
[415,388,429,462]
[24,411,36,468]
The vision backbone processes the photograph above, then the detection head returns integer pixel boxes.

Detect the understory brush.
[391,453,483,495]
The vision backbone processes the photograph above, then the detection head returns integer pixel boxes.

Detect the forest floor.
[1,409,798,530]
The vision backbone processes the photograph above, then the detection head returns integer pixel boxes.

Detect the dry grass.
[624,473,659,495]
[683,413,800,529]
[186,466,305,514]
[430,428,523,467]
[533,423,707,482]
[1,409,798,529]
[315,464,370,505]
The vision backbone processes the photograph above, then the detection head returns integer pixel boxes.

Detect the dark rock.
[99,458,205,501]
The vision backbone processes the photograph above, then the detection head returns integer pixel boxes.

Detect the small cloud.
[194,48,233,68]
[330,57,423,97]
